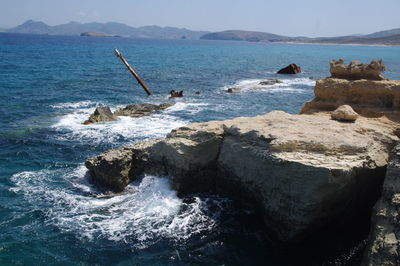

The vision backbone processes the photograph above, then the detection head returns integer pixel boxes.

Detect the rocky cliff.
[86,111,399,242]
[362,144,400,265]
[84,60,400,263]
[301,61,400,120]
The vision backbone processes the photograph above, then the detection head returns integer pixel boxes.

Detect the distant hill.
[6,20,209,40]
[200,30,287,41]
[364,28,400,39]
[200,28,400,45]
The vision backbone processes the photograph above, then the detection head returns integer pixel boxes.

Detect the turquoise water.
[1,33,400,265]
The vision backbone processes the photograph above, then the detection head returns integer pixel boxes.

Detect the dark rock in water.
[85,147,134,192]
[227,88,241,93]
[277,64,302,74]
[83,107,118,125]
[362,144,400,266]
[113,103,174,117]
[259,79,283,85]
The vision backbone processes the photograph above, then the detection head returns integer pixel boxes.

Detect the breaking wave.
[10,166,230,249]
[222,77,315,93]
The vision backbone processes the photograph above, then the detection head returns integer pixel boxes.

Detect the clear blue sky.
[1,0,399,37]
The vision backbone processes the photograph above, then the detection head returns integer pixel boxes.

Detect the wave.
[50,103,191,144]
[10,166,230,249]
[222,77,315,93]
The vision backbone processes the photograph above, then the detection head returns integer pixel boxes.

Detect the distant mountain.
[200,28,400,45]
[200,30,287,41]
[6,20,209,40]
[364,28,400,39]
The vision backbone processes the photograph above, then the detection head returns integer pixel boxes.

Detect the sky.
[1,0,399,37]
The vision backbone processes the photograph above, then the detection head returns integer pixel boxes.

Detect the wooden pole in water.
[114,48,152,96]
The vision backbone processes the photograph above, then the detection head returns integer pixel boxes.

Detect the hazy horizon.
[1,0,400,37]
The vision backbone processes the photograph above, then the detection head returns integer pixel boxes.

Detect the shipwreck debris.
[114,48,153,95]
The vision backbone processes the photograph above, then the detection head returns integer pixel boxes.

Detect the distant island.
[80,32,121,37]
[5,20,209,40]
[3,20,400,45]
[200,29,400,45]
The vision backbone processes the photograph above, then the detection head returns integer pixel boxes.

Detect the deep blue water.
[1,33,400,265]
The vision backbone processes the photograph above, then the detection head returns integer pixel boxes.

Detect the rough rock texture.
[362,144,400,266]
[330,59,386,80]
[85,147,134,192]
[277,64,302,74]
[113,103,174,117]
[83,107,118,125]
[85,111,399,242]
[331,105,359,122]
[300,78,400,120]
[84,103,175,124]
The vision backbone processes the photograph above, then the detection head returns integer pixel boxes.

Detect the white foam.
[50,101,99,109]
[222,77,315,93]
[51,106,187,144]
[10,167,227,249]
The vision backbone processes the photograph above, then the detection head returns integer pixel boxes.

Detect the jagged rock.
[330,59,386,80]
[113,103,174,117]
[331,105,359,122]
[83,107,118,125]
[259,79,283,85]
[85,147,135,192]
[362,144,400,266]
[300,78,400,119]
[277,64,302,74]
[227,88,241,93]
[85,111,399,242]
[84,103,175,124]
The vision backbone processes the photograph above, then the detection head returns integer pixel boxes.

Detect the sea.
[1,32,399,266]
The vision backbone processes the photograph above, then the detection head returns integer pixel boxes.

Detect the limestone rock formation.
[331,105,359,122]
[85,111,399,242]
[362,144,400,266]
[330,59,386,80]
[300,78,400,119]
[85,147,135,191]
[113,103,174,117]
[277,64,302,74]
[83,107,118,125]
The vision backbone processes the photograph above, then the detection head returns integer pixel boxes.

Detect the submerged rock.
[85,110,399,242]
[113,103,174,117]
[84,103,175,124]
[259,79,283,86]
[363,144,400,266]
[83,107,118,125]
[331,105,359,122]
[227,88,241,93]
[277,64,302,74]
[330,59,386,80]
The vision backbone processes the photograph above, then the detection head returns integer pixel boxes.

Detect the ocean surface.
[1,33,399,265]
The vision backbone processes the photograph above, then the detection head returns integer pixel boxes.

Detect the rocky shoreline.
[84,60,400,265]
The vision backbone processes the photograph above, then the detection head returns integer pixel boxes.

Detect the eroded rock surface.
[84,103,175,124]
[363,144,400,266]
[330,59,386,80]
[85,111,399,242]
[114,103,174,117]
[300,78,400,119]
[83,107,118,125]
